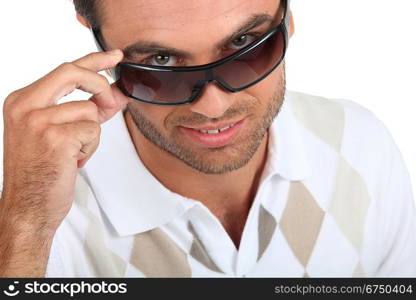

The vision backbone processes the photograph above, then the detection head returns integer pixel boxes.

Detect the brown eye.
[154,54,170,65]
[147,54,179,66]
[229,34,256,50]
[233,35,248,47]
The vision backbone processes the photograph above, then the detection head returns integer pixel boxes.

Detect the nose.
[189,82,234,119]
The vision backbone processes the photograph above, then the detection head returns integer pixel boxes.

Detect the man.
[0,0,415,277]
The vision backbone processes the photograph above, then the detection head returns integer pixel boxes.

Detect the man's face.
[100,0,287,174]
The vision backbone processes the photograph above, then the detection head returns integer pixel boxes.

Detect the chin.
[172,135,260,175]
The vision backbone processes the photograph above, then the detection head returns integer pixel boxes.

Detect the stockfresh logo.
[3,281,20,297]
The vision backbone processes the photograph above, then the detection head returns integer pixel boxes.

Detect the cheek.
[243,65,284,106]
[129,101,173,131]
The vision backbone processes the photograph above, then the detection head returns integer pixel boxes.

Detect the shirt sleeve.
[375,130,416,277]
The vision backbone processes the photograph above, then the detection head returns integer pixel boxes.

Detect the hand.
[1,49,126,233]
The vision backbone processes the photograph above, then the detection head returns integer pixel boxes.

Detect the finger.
[77,134,100,168]
[54,120,101,157]
[72,49,123,72]
[14,51,122,109]
[28,100,99,125]
[15,64,116,116]
[89,83,130,123]
[77,156,89,169]
[111,82,130,110]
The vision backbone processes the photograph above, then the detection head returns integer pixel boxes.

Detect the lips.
[179,118,245,148]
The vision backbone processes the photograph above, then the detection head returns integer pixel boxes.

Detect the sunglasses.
[92,0,290,106]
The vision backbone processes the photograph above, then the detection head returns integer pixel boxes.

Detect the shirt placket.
[187,204,238,276]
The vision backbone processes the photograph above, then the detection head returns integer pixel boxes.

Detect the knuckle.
[25,110,44,129]
[4,101,24,122]
[56,63,83,89]
[5,89,21,102]
[84,52,97,61]
[58,61,71,70]
[58,62,78,76]
[42,126,65,145]
[85,100,99,114]
[3,90,21,112]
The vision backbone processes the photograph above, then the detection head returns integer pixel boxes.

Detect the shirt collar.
[81,91,310,237]
[81,109,197,237]
[266,91,311,181]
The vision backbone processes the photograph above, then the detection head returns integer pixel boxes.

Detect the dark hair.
[73,0,101,28]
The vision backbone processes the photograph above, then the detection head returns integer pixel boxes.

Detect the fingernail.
[107,49,122,56]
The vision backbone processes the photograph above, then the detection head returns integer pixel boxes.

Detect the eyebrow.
[122,13,274,61]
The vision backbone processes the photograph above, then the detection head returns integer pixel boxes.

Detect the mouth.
[178,118,246,148]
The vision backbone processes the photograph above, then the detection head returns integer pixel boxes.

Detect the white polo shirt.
[44,91,416,277]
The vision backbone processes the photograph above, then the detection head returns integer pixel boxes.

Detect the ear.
[289,11,295,38]
[76,13,90,28]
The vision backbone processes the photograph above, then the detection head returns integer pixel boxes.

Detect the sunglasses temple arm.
[90,27,119,79]
[284,0,291,34]
[91,27,107,52]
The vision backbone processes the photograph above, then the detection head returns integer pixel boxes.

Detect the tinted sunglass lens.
[214,28,285,89]
[120,68,205,104]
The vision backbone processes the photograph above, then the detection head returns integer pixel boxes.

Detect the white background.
[0,0,415,198]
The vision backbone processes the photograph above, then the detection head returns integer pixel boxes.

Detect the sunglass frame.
[91,0,291,106]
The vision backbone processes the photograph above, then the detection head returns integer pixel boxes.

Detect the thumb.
[111,82,129,111]
[89,82,128,123]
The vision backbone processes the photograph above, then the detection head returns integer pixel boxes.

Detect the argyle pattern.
[45,91,415,277]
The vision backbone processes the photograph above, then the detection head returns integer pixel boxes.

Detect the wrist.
[0,200,56,277]
[0,198,58,239]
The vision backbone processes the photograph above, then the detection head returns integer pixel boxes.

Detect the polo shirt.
[43,90,416,277]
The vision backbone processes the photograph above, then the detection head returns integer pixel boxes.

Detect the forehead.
[100,0,280,49]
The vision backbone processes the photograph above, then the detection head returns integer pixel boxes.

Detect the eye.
[228,34,257,50]
[147,54,179,66]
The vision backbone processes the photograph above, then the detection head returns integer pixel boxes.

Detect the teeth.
[207,129,220,134]
[196,123,235,134]
[219,124,232,132]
